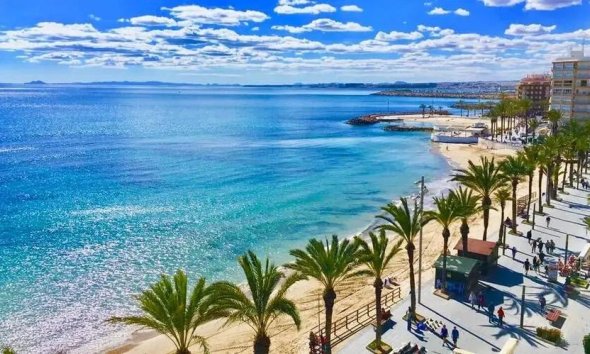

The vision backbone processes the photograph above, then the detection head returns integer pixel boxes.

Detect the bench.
[370,310,392,330]
[546,309,561,322]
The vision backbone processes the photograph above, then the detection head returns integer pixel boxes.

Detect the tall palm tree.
[428,105,434,117]
[547,109,562,135]
[424,195,461,291]
[354,230,403,349]
[214,252,301,354]
[378,198,428,315]
[519,145,539,222]
[419,104,426,118]
[449,186,482,253]
[529,119,539,143]
[458,100,465,116]
[109,270,224,354]
[521,99,532,143]
[452,157,507,240]
[286,235,362,354]
[500,155,528,234]
[494,188,512,251]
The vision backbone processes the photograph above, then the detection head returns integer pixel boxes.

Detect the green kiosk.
[434,255,480,296]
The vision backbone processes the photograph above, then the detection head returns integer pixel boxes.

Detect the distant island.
[25,80,46,85]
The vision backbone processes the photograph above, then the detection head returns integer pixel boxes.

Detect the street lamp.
[414,176,428,303]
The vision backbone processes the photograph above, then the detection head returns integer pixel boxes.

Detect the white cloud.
[163,5,269,26]
[273,19,372,33]
[124,15,178,27]
[428,7,451,15]
[89,14,101,22]
[251,27,260,31]
[375,30,424,41]
[505,23,557,36]
[454,8,470,16]
[480,0,581,10]
[274,3,337,14]
[341,5,363,12]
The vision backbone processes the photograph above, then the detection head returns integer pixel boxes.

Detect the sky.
[0,0,589,84]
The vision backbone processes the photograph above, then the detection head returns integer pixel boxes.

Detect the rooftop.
[454,238,497,256]
[434,255,480,275]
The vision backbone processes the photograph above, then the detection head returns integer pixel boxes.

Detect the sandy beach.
[379,113,490,129]
[108,134,531,354]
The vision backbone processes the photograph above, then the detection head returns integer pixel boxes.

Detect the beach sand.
[108,141,533,354]
[379,114,490,129]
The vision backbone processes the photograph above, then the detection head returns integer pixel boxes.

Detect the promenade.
[338,183,590,353]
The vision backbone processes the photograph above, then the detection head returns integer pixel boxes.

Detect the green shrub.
[536,327,562,344]
[583,334,590,354]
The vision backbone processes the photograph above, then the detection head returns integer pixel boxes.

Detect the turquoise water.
[0,86,457,352]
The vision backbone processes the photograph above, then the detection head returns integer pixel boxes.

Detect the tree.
[377,198,429,315]
[449,186,482,253]
[529,119,540,143]
[286,235,362,354]
[494,188,512,251]
[424,195,461,291]
[419,104,426,118]
[500,155,528,234]
[428,105,434,117]
[452,157,507,240]
[109,270,224,354]
[1,347,16,354]
[519,145,539,222]
[214,252,301,354]
[458,100,465,116]
[547,109,562,136]
[354,230,403,349]
[520,99,532,144]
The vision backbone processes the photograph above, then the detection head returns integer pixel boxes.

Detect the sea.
[0,85,469,353]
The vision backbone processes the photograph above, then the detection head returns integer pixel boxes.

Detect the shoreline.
[105,133,521,354]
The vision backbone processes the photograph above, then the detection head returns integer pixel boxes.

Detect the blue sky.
[0,0,589,83]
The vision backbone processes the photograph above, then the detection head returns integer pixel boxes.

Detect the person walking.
[511,246,517,259]
[539,251,545,264]
[497,307,505,327]
[532,238,538,252]
[524,258,531,275]
[546,216,551,228]
[441,324,449,347]
[539,295,546,311]
[538,240,544,254]
[487,303,495,323]
[533,256,539,273]
[406,307,412,331]
[477,291,484,311]
[451,326,459,348]
[527,229,532,244]
[469,290,477,309]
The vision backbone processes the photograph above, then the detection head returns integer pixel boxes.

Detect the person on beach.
[488,303,495,323]
[546,216,551,228]
[469,291,477,309]
[527,230,532,244]
[452,326,459,348]
[511,246,517,259]
[440,324,449,347]
[497,307,505,327]
[524,259,531,275]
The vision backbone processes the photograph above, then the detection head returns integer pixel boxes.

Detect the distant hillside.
[25,80,46,85]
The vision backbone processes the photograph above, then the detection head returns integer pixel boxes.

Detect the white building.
[550,49,590,120]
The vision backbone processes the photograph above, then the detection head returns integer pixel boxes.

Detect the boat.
[430,123,488,144]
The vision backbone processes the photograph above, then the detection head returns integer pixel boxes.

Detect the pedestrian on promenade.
[539,251,545,264]
[539,295,546,311]
[440,324,449,347]
[533,256,539,272]
[477,291,484,311]
[512,246,517,259]
[406,307,412,331]
[452,326,459,348]
[527,230,532,244]
[538,240,544,254]
[546,216,551,228]
[487,303,495,323]
[469,291,477,309]
[532,238,538,252]
[524,259,531,275]
[550,240,556,254]
[497,307,505,327]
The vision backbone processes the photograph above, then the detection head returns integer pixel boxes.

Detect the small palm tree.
[449,186,482,253]
[355,230,403,349]
[494,188,512,251]
[378,198,429,315]
[424,195,461,291]
[286,235,362,354]
[500,155,528,234]
[419,104,426,118]
[452,157,507,240]
[109,270,224,354]
[213,251,301,354]
[547,109,562,135]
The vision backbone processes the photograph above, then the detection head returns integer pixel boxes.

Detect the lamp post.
[415,176,426,304]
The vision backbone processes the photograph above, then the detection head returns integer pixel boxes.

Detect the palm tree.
[1,347,16,354]
[500,155,528,234]
[214,252,301,354]
[419,104,426,118]
[378,198,428,315]
[529,119,539,143]
[287,235,362,354]
[424,195,461,291]
[452,157,507,240]
[354,230,403,349]
[449,186,482,253]
[519,145,539,222]
[520,99,532,143]
[458,100,465,116]
[494,188,512,252]
[109,270,224,354]
[428,105,434,117]
[547,109,562,135]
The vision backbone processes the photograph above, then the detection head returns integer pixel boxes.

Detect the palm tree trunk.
[526,172,533,222]
[499,204,505,254]
[538,168,544,214]
[374,279,383,347]
[442,230,450,291]
[511,180,517,233]
[323,288,337,354]
[407,244,417,313]
[562,162,568,189]
[546,165,553,206]
[253,333,271,354]
[553,163,560,198]
[482,196,491,240]
[460,219,469,253]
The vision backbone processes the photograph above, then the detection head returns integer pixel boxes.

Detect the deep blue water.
[0,86,458,352]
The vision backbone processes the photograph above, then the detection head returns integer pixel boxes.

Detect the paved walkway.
[338,184,590,354]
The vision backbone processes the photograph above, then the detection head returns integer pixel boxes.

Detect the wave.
[0,146,36,153]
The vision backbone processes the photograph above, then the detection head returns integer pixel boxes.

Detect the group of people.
[407,308,461,349]
[467,290,506,327]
